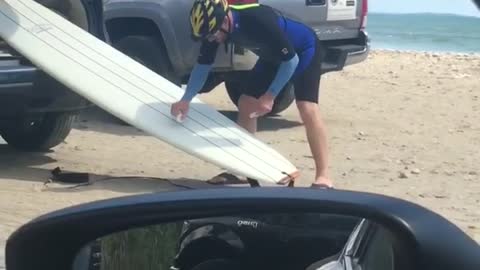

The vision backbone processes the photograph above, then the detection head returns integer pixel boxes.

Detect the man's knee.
[296,100,318,112]
[296,100,320,120]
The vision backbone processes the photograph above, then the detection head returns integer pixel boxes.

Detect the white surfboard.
[0,0,300,185]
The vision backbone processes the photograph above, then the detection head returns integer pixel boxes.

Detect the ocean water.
[367,13,480,54]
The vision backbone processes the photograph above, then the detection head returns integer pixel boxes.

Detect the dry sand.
[1,50,479,267]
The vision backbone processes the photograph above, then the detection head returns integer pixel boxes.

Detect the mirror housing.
[5,187,480,270]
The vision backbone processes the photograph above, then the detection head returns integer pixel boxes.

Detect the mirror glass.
[73,212,405,270]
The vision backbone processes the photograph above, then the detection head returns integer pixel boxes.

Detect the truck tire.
[107,35,181,125]
[224,79,295,116]
[0,112,76,152]
[112,35,181,85]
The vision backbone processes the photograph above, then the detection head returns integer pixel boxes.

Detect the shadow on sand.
[42,174,241,194]
[0,144,58,183]
[0,144,246,193]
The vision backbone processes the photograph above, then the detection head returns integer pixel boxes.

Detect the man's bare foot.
[311,176,334,189]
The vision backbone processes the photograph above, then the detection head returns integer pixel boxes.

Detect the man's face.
[207,16,230,43]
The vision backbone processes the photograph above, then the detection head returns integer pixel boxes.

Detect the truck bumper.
[344,31,370,66]
[320,30,370,74]
[344,45,369,66]
[0,62,91,117]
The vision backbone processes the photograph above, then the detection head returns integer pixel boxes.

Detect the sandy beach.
[1,49,479,267]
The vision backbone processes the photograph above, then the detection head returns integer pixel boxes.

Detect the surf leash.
[279,170,300,187]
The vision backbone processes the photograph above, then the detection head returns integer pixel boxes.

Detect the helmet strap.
[223,15,232,52]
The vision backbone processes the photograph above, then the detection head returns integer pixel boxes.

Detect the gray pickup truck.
[0,0,105,151]
[103,0,370,114]
[0,0,369,152]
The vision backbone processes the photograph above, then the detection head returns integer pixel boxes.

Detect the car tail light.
[360,0,368,29]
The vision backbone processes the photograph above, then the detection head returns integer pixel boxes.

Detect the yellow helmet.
[190,0,229,41]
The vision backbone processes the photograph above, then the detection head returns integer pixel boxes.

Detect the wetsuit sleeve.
[181,63,212,102]
[180,40,219,102]
[267,54,299,97]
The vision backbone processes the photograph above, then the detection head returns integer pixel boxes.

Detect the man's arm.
[181,63,212,101]
[181,40,219,102]
[267,54,299,97]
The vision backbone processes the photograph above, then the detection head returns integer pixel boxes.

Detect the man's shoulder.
[235,4,278,18]
[234,4,282,31]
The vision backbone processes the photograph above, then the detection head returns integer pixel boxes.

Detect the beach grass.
[99,222,184,270]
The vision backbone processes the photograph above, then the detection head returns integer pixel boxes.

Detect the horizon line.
[369,11,480,18]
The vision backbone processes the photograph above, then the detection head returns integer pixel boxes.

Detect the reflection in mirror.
[73,212,409,270]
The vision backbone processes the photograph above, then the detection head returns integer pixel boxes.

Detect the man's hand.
[171,100,190,122]
[250,92,275,118]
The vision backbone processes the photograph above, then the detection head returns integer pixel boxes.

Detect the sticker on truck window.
[327,0,357,21]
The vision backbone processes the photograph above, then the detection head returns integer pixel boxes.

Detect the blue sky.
[369,0,480,17]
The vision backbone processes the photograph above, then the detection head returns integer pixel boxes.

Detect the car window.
[344,219,368,256]
[355,226,395,270]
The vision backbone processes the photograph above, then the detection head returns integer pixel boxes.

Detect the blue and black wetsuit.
[182,4,323,103]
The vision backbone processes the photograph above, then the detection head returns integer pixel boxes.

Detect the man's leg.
[296,101,332,187]
[237,94,259,133]
[294,38,333,188]
[207,63,271,185]
[235,60,274,134]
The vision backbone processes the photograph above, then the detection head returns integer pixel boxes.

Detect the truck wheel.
[109,35,180,125]
[0,112,76,152]
[112,35,181,85]
[224,79,295,116]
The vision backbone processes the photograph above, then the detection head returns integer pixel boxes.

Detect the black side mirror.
[5,188,480,270]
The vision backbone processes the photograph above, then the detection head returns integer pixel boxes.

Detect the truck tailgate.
[261,0,365,40]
